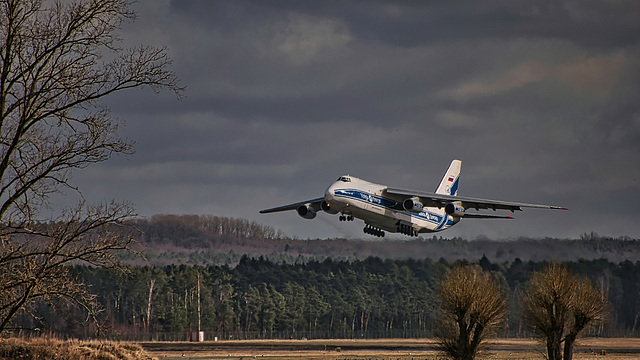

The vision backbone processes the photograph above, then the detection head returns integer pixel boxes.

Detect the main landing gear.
[364,224,385,237]
[339,214,354,221]
[397,223,418,237]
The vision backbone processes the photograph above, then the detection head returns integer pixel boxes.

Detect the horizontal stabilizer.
[462,214,514,219]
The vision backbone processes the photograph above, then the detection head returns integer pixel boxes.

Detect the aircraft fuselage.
[323,176,458,236]
[260,160,566,237]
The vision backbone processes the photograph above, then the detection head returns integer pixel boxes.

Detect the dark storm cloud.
[168,0,640,49]
[79,0,640,240]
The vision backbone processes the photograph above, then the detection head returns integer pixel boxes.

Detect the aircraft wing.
[385,187,568,213]
[259,197,324,214]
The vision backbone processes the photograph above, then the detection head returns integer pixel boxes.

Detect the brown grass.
[3,338,639,360]
[0,337,156,360]
[140,338,640,360]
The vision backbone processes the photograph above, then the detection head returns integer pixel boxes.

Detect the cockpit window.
[337,176,351,182]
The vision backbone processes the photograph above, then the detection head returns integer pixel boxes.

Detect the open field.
[0,338,155,360]
[140,338,640,360]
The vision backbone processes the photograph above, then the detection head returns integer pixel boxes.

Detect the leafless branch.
[0,0,181,334]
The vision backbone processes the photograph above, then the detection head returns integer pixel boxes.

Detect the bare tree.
[0,0,182,334]
[563,278,608,360]
[435,265,508,360]
[520,263,607,360]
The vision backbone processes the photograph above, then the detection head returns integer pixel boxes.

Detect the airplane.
[259,160,568,237]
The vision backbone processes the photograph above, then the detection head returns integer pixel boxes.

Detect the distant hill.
[128,214,640,266]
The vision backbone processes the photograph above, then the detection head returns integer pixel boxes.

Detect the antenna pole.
[197,271,201,336]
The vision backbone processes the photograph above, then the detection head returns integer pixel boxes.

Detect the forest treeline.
[20,256,640,341]
[13,214,639,340]
[131,214,639,265]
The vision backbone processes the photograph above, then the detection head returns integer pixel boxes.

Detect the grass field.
[139,338,640,360]
[0,338,155,360]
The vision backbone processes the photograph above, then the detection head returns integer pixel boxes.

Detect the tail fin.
[435,160,461,196]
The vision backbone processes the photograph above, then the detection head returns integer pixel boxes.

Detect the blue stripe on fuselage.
[436,214,453,230]
[333,189,444,225]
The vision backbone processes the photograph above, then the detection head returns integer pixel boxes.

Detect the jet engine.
[445,202,465,217]
[403,197,424,213]
[321,200,339,215]
[296,204,317,219]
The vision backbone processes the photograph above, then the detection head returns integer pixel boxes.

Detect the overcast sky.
[74,0,640,240]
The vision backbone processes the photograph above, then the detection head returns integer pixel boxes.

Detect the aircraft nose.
[324,182,337,201]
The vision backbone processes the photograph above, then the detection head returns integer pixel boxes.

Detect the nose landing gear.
[363,224,385,237]
[339,214,354,222]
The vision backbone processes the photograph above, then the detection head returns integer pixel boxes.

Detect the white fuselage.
[260,159,566,237]
[324,176,458,234]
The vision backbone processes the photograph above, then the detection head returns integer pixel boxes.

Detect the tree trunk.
[146,279,156,331]
[563,333,577,360]
[458,317,470,360]
[547,333,563,360]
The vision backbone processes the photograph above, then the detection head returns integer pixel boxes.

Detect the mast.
[197,271,201,336]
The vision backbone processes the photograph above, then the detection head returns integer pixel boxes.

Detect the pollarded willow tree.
[520,263,607,360]
[435,265,508,360]
[0,0,182,334]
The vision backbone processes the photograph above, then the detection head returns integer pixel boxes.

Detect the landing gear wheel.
[363,225,385,237]
[339,215,354,222]
[397,223,418,237]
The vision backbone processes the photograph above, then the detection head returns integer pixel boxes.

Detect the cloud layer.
[72,0,640,239]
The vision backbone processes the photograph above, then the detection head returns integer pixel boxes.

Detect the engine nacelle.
[296,204,317,219]
[321,200,339,215]
[403,197,424,213]
[445,202,465,217]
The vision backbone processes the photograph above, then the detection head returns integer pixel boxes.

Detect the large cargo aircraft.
[260,160,567,237]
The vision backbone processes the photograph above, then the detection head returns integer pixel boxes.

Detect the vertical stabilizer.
[435,160,461,196]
